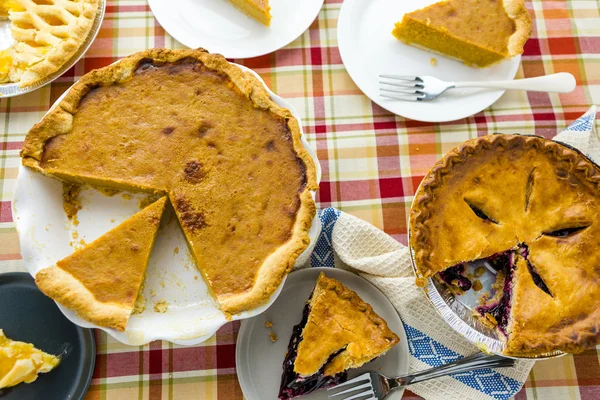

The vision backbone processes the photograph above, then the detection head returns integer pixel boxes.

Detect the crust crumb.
[269,332,278,342]
[133,294,146,314]
[62,183,82,219]
[265,320,273,328]
[154,299,169,313]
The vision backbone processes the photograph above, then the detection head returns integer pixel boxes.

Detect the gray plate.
[0,0,105,97]
[236,267,410,400]
[0,272,96,399]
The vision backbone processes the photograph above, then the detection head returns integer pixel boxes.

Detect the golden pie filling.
[35,198,166,331]
[23,49,317,318]
[0,330,60,389]
[227,0,271,26]
[392,0,532,67]
[410,134,600,357]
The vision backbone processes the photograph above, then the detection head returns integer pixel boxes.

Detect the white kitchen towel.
[299,106,598,400]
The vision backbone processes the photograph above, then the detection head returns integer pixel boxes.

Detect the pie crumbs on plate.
[0,0,100,87]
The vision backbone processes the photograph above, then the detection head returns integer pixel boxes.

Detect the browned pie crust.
[22,48,318,316]
[410,134,600,356]
[295,273,399,376]
[35,197,166,331]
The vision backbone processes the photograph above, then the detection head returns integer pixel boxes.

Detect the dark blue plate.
[0,272,95,400]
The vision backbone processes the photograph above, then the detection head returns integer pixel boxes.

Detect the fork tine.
[326,373,370,391]
[328,382,373,397]
[380,93,422,101]
[379,80,420,89]
[380,87,421,95]
[336,389,375,400]
[379,74,420,81]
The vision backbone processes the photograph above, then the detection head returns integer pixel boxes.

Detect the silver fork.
[327,352,515,400]
[379,72,576,101]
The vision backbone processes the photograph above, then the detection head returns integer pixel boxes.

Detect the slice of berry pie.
[278,273,399,399]
[410,134,600,357]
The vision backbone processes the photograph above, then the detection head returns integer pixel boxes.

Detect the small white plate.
[337,0,521,123]
[13,62,321,346]
[236,267,409,400]
[148,0,325,59]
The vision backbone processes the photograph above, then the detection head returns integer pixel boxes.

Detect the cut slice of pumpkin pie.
[392,0,532,67]
[35,197,167,332]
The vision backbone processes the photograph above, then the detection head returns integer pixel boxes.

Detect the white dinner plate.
[337,0,521,122]
[148,0,325,59]
[236,267,410,400]
[12,62,322,346]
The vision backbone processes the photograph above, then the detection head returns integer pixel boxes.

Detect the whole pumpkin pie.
[392,0,532,67]
[22,48,317,317]
[35,197,166,331]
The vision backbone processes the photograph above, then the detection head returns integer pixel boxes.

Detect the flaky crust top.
[410,133,600,356]
[294,273,399,376]
[410,134,600,280]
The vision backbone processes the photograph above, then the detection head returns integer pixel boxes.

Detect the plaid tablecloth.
[0,0,599,399]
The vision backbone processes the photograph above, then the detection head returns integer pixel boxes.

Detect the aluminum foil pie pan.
[0,0,105,97]
[405,135,588,360]
[13,60,322,346]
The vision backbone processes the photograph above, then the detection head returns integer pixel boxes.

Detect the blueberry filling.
[485,250,514,271]
[278,293,346,400]
[438,264,472,291]
[474,251,516,336]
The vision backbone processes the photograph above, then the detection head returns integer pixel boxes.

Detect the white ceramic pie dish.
[12,61,322,346]
[406,135,582,360]
[0,0,106,97]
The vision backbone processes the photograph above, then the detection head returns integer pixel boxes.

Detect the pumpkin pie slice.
[35,197,167,331]
[227,0,271,26]
[22,49,317,316]
[392,0,532,67]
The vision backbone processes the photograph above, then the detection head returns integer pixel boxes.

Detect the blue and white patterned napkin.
[296,107,598,400]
